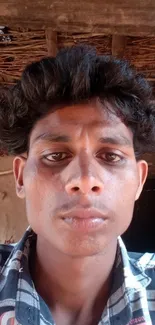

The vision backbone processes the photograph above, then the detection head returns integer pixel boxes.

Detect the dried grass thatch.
[1,28,155,87]
[0,28,47,85]
[125,37,155,81]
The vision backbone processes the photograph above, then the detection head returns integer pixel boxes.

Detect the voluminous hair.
[0,44,155,157]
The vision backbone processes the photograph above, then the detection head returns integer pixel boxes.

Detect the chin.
[61,237,108,257]
[64,248,102,258]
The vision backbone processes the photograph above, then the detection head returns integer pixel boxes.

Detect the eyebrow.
[32,132,132,147]
[99,136,132,147]
[32,133,71,144]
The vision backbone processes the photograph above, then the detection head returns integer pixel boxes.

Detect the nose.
[65,175,103,195]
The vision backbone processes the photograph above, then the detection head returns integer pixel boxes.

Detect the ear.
[13,156,27,199]
[135,160,148,201]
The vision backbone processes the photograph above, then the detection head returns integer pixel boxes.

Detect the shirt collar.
[0,228,152,325]
[117,236,151,291]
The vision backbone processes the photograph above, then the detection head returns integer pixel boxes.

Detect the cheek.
[109,171,139,234]
[23,162,65,220]
[117,175,139,213]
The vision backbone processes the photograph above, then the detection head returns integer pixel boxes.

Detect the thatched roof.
[1,28,155,89]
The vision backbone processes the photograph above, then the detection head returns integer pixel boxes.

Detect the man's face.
[14,100,148,256]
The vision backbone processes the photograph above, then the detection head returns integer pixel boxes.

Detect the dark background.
[122,178,155,253]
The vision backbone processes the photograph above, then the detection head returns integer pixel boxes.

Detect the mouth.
[61,208,107,232]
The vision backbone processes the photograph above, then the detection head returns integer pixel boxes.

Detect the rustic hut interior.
[0,1,155,252]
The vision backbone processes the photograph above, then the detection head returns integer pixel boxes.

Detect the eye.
[44,152,69,162]
[97,152,123,163]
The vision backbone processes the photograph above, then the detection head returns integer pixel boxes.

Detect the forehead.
[30,100,133,143]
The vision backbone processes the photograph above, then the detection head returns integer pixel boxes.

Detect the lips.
[61,208,105,220]
[61,208,107,232]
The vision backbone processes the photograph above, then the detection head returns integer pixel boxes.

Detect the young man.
[0,45,155,325]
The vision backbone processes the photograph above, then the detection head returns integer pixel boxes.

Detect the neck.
[30,237,117,324]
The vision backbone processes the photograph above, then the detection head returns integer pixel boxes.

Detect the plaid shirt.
[0,228,155,325]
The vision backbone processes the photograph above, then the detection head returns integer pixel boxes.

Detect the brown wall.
[0,156,28,243]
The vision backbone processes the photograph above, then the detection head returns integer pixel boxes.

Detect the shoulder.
[129,251,155,268]
[129,251,155,287]
[0,244,15,270]
[118,237,155,272]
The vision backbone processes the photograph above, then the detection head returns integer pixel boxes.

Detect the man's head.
[0,45,154,257]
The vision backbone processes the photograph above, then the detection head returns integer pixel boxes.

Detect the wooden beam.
[1,1,155,36]
[112,35,126,57]
[45,29,57,57]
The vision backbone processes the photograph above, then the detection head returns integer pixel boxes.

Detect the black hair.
[0,44,155,157]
